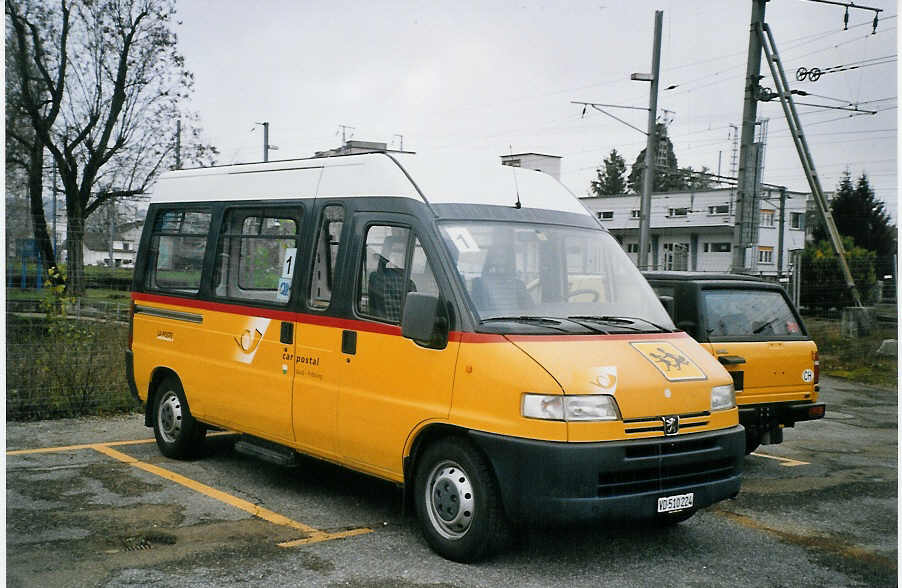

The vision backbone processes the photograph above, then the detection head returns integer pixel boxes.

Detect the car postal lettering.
[127,152,743,563]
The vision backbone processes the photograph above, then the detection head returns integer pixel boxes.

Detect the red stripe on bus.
[131,292,684,343]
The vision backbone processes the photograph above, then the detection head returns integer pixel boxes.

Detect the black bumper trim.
[124,350,140,403]
[739,401,826,428]
[467,426,744,526]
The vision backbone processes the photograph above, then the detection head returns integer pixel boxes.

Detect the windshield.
[703,288,804,338]
[438,221,674,330]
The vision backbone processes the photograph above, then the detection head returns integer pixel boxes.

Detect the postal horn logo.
[589,366,618,394]
[630,341,706,382]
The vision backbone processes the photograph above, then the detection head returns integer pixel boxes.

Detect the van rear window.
[703,288,802,338]
[147,209,212,294]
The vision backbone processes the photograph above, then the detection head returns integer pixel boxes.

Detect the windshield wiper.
[480,316,572,333]
[752,316,780,334]
[567,315,672,333]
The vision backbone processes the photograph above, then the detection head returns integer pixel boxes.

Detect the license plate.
[657,492,694,513]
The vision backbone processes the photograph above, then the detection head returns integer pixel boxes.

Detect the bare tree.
[6,5,62,282]
[6,0,216,294]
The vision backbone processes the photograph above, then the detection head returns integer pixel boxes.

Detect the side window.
[358,225,411,323]
[146,209,212,294]
[213,209,300,304]
[308,205,344,309]
[410,237,439,296]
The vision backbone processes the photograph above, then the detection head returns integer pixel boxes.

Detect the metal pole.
[731,0,767,273]
[758,23,861,306]
[175,119,182,170]
[777,188,786,278]
[52,162,57,256]
[638,10,663,271]
[263,122,270,162]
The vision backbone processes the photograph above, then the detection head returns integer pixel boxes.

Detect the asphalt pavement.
[5,375,897,587]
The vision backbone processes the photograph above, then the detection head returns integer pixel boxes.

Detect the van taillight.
[812,350,819,384]
[128,300,135,350]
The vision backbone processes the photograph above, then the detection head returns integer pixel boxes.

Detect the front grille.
[623,411,710,435]
[597,435,738,498]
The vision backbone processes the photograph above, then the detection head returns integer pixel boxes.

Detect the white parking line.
[750,452,810,467]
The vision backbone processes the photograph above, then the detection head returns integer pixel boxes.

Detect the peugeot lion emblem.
[663,415,680,436]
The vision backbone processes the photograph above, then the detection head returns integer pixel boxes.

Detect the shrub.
[6,302,138,421]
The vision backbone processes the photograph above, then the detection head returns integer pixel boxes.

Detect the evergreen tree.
[589,149,627,196]
[812,172,896,277]
[627,123,683,194]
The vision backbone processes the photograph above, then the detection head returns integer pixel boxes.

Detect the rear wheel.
[414,437,510,562]
[153,376,205,459]
[745,428,761,454]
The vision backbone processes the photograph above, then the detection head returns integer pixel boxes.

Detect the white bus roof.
[149,152,591,217]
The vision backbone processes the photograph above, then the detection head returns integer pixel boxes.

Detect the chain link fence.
[7,308,139,421]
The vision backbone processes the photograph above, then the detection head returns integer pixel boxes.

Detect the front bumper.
[124,350,140,403]
[468,425,744,526]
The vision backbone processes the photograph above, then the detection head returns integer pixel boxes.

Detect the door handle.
[280,321,294,344]
[342,330,357,355]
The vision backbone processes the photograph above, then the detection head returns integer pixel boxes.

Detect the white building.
[581,188,809,276]
[500,153,562,180]
[82,220,143,267]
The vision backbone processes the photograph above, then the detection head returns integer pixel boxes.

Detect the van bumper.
[739,401,826,428]
[468,426,744,526]
[124,350,140,403]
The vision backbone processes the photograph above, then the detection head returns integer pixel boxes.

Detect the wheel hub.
[427,462,475,539]
[158,391,183,443]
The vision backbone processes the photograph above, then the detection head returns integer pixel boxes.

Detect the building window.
[704,242,732,253]
[663,242,689,271]
[668,207,688,217]
[758,246,774,264]
[626,243,639,253]
[760,209,775,227]
[597,211,614,220]
[708,204,729,215]
[790,212,804,229]
[503,159,521,167]
[630,209,640,219]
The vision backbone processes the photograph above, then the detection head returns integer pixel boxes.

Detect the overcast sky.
[174,0,898,219]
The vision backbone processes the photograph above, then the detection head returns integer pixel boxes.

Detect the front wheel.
[153,376,205,459]
[414,437,510,562]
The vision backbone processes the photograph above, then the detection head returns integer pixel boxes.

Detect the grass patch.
[805,317,897,388]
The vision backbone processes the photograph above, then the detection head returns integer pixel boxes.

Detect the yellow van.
[643,272,824,453]
[126,152,744,561]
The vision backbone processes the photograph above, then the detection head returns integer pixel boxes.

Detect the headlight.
[522,394,620,421]
[710,384,735,411]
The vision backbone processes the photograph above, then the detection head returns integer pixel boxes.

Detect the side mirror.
[658,295,675,319]
[402,293,448,348]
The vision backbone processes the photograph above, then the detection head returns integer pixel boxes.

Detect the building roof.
[500,153,562,159]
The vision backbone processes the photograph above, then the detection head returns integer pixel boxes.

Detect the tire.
[414,437,510,562]
[744,428,761,455]
[153,376,206,459]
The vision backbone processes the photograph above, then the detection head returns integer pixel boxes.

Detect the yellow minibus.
[126,152,744,561]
